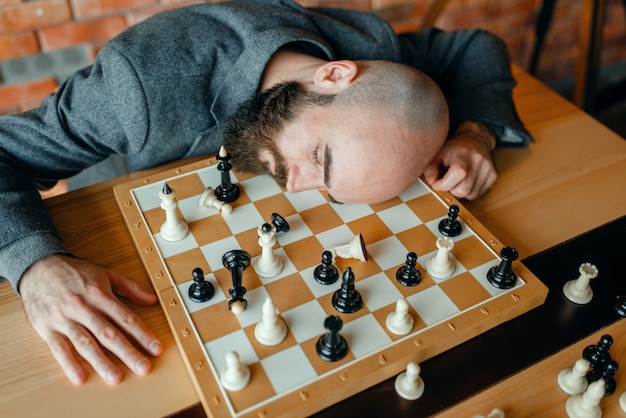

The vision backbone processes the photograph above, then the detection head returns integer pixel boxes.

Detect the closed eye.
[310,145,321,166]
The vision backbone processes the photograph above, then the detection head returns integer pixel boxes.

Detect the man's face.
[224,82,427,204]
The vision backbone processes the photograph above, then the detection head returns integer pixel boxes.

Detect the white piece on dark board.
[386,298,414,335]
[159,183,189,241]
[254,297,287,346]
[252,223,283,278]
[426,237,455,279]
[563,263,598,304]
[565,378,605,418]
[198,186,233,214]
[394,362,424,400]
[558,358,590,395]
[220,351,250,392]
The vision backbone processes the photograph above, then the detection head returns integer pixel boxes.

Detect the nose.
[285,165,324,193]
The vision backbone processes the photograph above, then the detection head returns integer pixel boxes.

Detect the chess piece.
[314,250,339,285]
[188,267,215,303]
[563,263,598,304]
[252,223,283,278]
[220,351,250,392]
[619,391,626,413]
[472,409,506,418]
[222,249,251,314]
[198,186,233,214]
[614,294,626,317]
[438,204,462,237]
[254,297,287,346]
[329,233,368,262]
[565,378,605,418]
[394,362,424,400]
[586,360,618,396]
[487,246,518,289]
[396,252,421,287]
[426,237,455,279]
[558,358,590,395]
[332,267,362,313]
[159,183,189,241]
[270,212,290,233]
[214,145,240,202]
[583,334,613,369]
[316,315,348,362]
[386,298,414,335]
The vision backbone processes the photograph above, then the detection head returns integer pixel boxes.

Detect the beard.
[222,81,334,187]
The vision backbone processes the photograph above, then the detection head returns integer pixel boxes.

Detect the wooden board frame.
[113,157,548,418]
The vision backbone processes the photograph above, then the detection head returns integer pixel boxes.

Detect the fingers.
[19,255,162,385]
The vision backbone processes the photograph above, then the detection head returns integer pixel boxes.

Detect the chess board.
[113,157,548,418]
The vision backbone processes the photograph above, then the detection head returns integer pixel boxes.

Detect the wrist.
[454,121,497,151]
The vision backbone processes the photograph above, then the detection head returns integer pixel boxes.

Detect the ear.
[312,60,358,93]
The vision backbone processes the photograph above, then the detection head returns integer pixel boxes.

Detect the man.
[0,0,531,385]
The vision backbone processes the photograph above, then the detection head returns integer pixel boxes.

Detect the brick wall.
[1,0,625,115]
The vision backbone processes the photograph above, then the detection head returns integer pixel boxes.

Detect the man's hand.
[19,254,162,385]
[423,121,497,200]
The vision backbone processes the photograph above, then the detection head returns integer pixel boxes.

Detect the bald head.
[223,59,449,203]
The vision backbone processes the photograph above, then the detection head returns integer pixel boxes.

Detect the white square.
[276,214,313,246]
[205,329,259,375]
[223,203,264,235]
[330,201,373,223]
[251,248,298,285]
[315,225,356,251]
[261,346,318,394]
[377,204,423,234]
[284,189,327,212]
[240,175,282,201]
[358,273,403,311]
[132,181,167,211]
[200,236,242,272]
[281,301,328,343]
[177,272,226,313]
[471,261,524,297]
[407,286,460,326]
[367,236,409,271]
[154,231,199,258]
[342,314,391,358]
[398,179,431,201]
[197,165,225,188]
[300,265,340,298]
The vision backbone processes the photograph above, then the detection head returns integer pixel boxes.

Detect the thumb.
[109,272,158,306]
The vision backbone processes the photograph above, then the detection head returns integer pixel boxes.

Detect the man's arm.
[398,28,532,199]
[0,47,161,384]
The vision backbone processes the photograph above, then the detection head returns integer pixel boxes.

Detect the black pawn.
[396,252,421,287]
[222,249,251,311]
[215,146,240,203]
[586,360,618,396]
[332,267,362,313]
[270,212,290,233]
[487,246,518,289]
[615,294,626,317]
[583,334,613,369]
[438,205,462,237]
[314,250,339,285]
[188,267,215,303]
[316,315,348,362]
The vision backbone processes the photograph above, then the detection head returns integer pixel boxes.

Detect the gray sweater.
[0,0,530,291]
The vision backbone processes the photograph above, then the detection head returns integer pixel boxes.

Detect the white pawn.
[563,263,598,304]
[394,362,424,400]
[558,358,590,395]
[619,391,626,413]
[386,298,414,335]
[252,223,283,278]
[473,408,506,418]
[198,186,232,214]
[426,237,455,279]
[220,351,250,392]
[254,297,287,346]
[565,378,605,418]
[159,183,189,241]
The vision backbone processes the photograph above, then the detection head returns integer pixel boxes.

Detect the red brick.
[38,14,126,50]
[0,0,72,32]
[0,31,40,60]
[71,0,158,19]
[124,3,193,26]
[0,77,58,111]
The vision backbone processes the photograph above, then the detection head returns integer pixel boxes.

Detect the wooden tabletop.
[2,65,625,417]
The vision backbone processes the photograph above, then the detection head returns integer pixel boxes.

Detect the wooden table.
[2,65,625,417]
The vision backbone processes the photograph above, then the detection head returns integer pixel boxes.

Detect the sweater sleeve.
[397,28,533,146]
[0,46,149,293]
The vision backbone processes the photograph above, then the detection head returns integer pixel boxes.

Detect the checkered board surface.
[114,158,548,418]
